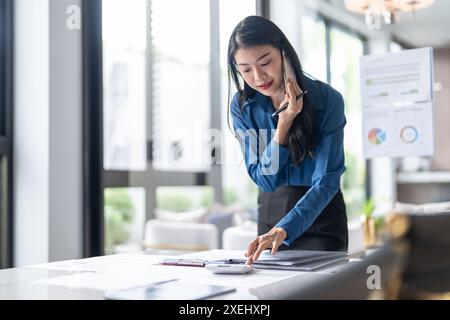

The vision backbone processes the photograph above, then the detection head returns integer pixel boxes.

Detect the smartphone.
[282,50,296,92]
[205,263,254,274]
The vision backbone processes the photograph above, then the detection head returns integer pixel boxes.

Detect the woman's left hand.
[245,227,288,265]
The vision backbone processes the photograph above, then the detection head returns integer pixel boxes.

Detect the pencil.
[271,90,308,117]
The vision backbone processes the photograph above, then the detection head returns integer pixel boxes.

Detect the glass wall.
[300,15,327,83]
[100,0,258,253]
[152,0,211,172]
[301,15,366,221]
[102,0,148,254]
[220,0,257,212]
[103,0,147,171]
[329,27,365,221]
[156,186,214,212]
[104,188,145,254]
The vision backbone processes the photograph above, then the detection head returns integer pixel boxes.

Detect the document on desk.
[104,280,236,300]
[181,270,304,289]
[29,253,172,273]
[231,250,348,266]
[162,250,246,267]
[29,255,211,291]
[251,256,349,271]
[173,249,348,271]
[31,271,177,291]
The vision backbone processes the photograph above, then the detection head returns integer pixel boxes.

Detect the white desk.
[0,251,367,300]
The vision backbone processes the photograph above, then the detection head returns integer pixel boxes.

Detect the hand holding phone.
[272,51,306,118]
[282,50,296,90]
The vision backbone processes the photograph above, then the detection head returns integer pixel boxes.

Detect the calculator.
[205,263,254,274]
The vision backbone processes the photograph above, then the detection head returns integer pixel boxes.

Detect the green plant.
[363,198,376,218]
[374,216,385,233]
[156,188,193,212]
[200,188,214,208]
[104,189,135,254]
[362,198,384,232]
[223,187,238,206]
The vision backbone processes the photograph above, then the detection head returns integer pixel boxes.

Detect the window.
[156,186,213,212]
[329,26,365,221]
[220,0,258,212]
[103,0,147,171]
[300,15,327,83]
[85,1,260,255]
[104,188,145,254]
[101,0,149,254]
[152,0,211,172]
[0,0,13,268]
[300,15,367,221]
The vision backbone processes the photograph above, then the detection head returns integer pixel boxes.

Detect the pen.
[271,90,308,117]
[161,258,206,267]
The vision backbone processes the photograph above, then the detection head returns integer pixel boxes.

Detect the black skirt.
[258,186,348,251]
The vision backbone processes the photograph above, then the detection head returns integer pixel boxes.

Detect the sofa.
[143,204,251,252]
[144,219,219,251]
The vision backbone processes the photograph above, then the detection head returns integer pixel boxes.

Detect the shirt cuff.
[275,219,298,247]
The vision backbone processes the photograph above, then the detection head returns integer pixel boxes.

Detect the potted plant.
[361,198,386,248]
[361,198,376,248]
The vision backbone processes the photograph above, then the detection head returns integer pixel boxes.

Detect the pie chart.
[368,128,386,145]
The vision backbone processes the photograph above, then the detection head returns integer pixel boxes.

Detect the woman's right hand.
[273,78,303,145]
[277,78,303,126]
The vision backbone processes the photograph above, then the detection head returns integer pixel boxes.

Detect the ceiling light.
[344,0,435,30]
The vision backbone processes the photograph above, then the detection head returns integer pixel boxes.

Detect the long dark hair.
[227,15,314,165]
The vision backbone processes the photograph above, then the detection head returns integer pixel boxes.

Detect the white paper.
[363,102,434,158]
[29,257,106,273]
[181,270,304,289]
[361,47,435,158]
[30,264,207,291]
[29,253,173,273]
[31,272,175,291]
[360,47,433,107]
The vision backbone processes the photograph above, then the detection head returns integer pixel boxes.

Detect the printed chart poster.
[360,47,434,158]
[360,47,433,107]
[363,103,434,158]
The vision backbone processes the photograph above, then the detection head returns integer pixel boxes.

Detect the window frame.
[82,0,104,257]
[0,0,14,269]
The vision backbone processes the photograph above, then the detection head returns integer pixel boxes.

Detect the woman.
[228,16,348,265]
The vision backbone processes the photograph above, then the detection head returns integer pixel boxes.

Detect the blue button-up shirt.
[230,75,346,246]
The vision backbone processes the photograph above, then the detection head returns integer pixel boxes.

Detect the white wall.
[14,0,83,267]
[49,0,83,262]
[14,0,50,267]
